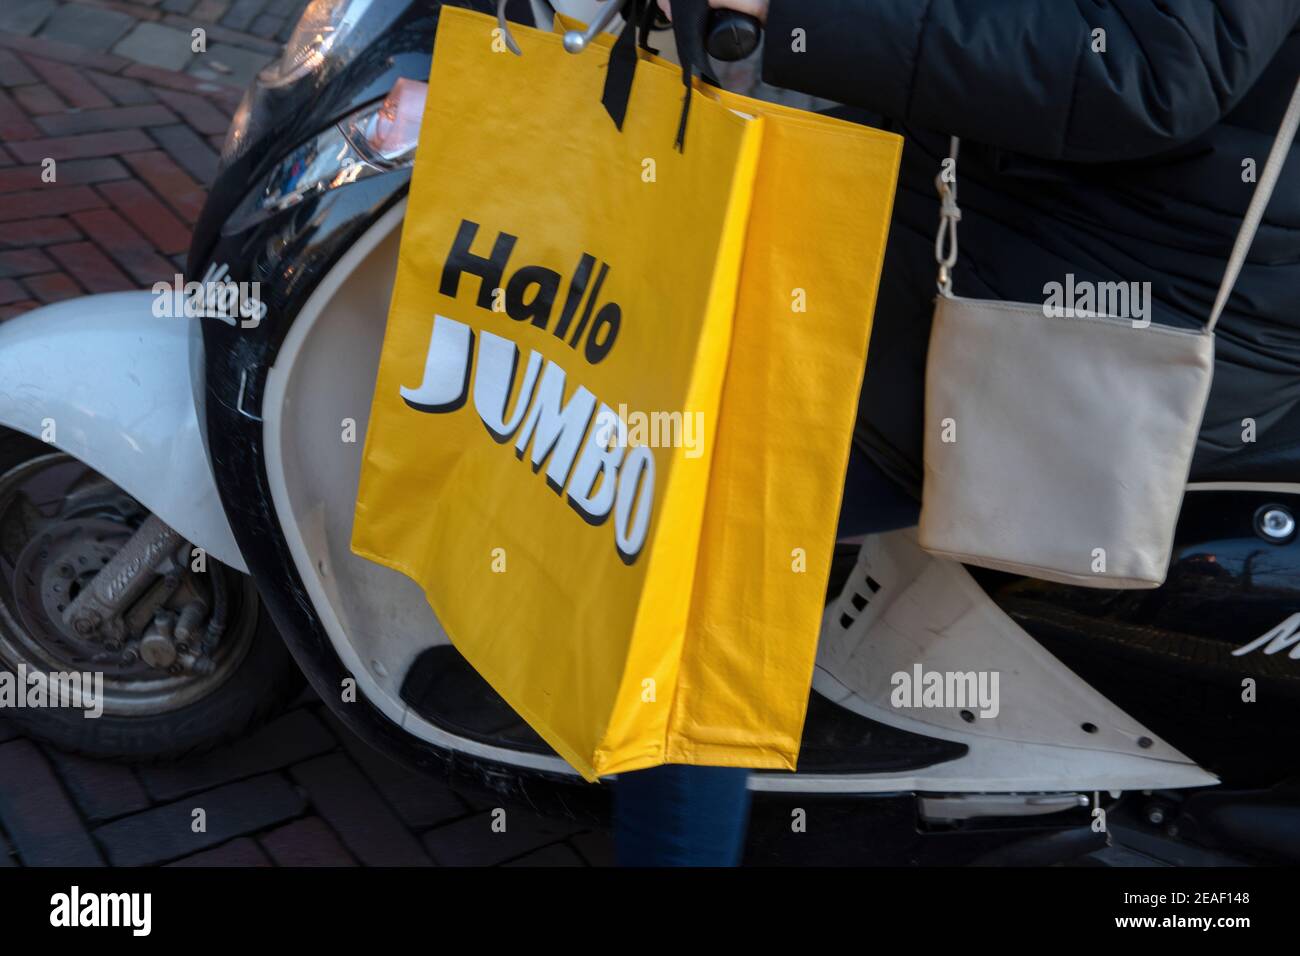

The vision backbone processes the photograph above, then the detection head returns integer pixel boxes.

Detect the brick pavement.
[0,0,309,320]
[0,0,619,868]
[0,690,616,867]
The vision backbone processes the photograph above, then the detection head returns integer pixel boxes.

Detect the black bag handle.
[601,0,761,150]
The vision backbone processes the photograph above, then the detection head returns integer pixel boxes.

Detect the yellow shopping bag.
[351,6,901,781]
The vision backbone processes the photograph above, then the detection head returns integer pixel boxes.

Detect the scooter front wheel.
[0,428,302,761]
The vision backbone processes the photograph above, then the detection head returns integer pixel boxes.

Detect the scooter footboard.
[0,293,246,572]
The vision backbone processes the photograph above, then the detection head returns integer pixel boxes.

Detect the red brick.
[69,207,142,246]
[0,300,39,320]
[260,817,357,867]
[22,271,82,303]
[0,166,44,193]
[322,710,469,828]
[154,88,233,136]
[47,241,134,292]
[161,13,282,55]
[0,51,38,88]
[93,774,305,866]
[0,740,103,866]
[34,104,179,137]
[192,0,232,22]
[422,809,580,866]
[43,750,150,824]
[0,247,55,278]
[149,122,218,183]
[96,179,191,255]
[0,217,82,246]
[0,35,130,74]
[137,710,337,801]
[123,63,225,96]
[290,754,432,866]
[0,185,106,222]
[0,89,39,141]
[7,129,154,163]
[166,838,272,867]
[22,57,113,110]
[210,89,244,115]
[0,278,26,305]
[0,157,129,193]
[84,69,158,106]
[70,207,178,284]
[120,149,206,222]
[11,83,68,116]
[80,0,164,21]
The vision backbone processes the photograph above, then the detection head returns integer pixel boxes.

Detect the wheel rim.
[0,451,258,716]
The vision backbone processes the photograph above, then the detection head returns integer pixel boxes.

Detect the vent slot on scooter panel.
[839,565,885,632]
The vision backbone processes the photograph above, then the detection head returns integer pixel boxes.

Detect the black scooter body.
[196,0,582,810]
[190,0,1300,861]
[987,488,1300,789]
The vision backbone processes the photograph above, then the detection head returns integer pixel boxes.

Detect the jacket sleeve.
[761,0,1300,161]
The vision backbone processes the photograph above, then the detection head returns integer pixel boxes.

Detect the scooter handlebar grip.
[705,10,761,61]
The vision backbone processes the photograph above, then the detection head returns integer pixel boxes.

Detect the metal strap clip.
[497,0,624,56]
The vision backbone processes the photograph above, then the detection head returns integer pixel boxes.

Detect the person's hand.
[656,0,770,24]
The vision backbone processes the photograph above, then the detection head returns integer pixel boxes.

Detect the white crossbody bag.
[919,78,1300,588]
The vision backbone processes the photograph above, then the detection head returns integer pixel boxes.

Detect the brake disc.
[12,519,135,674]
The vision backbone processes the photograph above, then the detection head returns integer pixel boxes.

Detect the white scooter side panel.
[810,530,1217,792]
[260,202,578,776]
[260,200,1218,794]
[0,293,246,572]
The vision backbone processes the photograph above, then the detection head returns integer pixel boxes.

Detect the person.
[616,0,1300,866]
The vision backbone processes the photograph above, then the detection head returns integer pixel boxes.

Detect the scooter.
[0,0,1297,865]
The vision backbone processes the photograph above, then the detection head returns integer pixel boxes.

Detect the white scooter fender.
[0,291,246,573]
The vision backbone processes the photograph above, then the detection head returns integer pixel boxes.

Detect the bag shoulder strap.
[936,77,1300,330]
[1209,78,1300,330]
[934,137,961,296]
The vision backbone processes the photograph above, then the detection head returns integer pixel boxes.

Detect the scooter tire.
[0,428,304,763]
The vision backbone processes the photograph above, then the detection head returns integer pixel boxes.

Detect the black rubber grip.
[705,9,761,61]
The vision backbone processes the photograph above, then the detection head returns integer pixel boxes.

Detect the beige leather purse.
[919,79,1300,588]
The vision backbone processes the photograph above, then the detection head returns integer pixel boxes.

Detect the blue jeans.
[613,764,752,866]
[612,448,919,865]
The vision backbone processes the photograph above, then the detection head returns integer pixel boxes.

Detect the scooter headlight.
[226,78,427,230]
[259,0,378,88]
[339,76,427,166]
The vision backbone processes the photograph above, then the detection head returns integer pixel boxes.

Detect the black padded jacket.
[761,0,1300,493]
